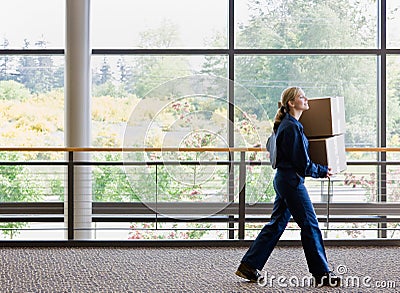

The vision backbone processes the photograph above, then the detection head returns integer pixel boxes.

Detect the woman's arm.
[287,125,328,178]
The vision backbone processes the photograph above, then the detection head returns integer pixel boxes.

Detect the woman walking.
[235,86,341,287]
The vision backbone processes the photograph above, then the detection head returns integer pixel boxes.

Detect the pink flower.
[172,102,181,110]
[190,190,200,196]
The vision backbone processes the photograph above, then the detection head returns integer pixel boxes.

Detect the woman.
[235,86,341,287]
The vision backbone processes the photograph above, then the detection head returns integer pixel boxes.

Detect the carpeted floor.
[0,246,398,292]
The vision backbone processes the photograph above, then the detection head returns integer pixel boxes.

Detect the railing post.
[326,178,332,238]
[378,159,387,238]
[228,151,235,239]
[238,151,246,240]
[155,164,158,230]
[67,151,74,240]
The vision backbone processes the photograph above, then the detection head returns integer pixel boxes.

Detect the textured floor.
[0,245,399,292]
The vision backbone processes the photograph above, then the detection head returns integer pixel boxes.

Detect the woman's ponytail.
[272,86,302,133]
[273,105,286,132]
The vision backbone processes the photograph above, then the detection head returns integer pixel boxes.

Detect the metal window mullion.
[377,0,387,238]
[0,49,64,55]
[228,0,235,239]
[228,0,234,148]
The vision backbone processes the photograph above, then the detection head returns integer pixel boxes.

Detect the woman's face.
[291,90,309,112]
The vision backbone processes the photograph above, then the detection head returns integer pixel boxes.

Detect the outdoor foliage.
[0,152,44,239]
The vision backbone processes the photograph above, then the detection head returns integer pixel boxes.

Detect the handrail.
[346,147,400,152]
[0,147,400,152]
[0,147,263,152]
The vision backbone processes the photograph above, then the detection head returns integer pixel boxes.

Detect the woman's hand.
[326,167,333,178]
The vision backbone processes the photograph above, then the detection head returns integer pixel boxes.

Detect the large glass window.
[0,0,64,49]
[235,55,377,148]
[0,56,64,147]
[387,0,400,48]
[235,0,377,49]
[0,2,65,240]
[91,0,228,49]
[0,0,65,147]
[91,55,228,147]
[387,55,400,153]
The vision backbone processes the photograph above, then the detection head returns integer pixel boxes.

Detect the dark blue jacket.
[275,113,328,178]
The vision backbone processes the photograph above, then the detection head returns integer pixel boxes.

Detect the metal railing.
[0,147,400,244]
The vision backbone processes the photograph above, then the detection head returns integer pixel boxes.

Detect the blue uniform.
[241,113,330,275]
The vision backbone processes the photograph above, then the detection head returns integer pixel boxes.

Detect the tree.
[204,0,377,147]
[94,57,113,86]
[201,31,228,78]
[0,152,43,239]
[92,57,118,97]
[17,39,37,91]
[17,37,60,93]
[128,20,191,98]
[138,19,180,48]
[92,154,141,202]
[387,56,400,145]
[0,38,10,81]
[33,37,54,92]
[117,57,133,94]
[0,80,30,100]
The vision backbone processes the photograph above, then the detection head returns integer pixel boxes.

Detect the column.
[65,0,93,239]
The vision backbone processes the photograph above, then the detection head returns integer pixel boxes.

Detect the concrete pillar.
[65,0,93,239]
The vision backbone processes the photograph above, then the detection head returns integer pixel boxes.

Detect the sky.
[0,0,250,49]
[0,0,64,48]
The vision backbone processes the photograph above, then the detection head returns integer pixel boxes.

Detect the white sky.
[0,0,250,49]
[0,0,65,48]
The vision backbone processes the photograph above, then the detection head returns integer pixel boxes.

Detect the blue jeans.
[241,169,330,275]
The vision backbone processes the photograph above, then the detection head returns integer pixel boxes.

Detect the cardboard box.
[299,96,345,138]
[308,134,347,174]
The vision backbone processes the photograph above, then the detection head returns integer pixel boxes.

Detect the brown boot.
[312,271,342,287]
[235,262,262,283]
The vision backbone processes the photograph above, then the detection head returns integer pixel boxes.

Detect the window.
[0,0,64,49]
[387,0,400,49]
[235,0,377,49]
[91,0,228,49]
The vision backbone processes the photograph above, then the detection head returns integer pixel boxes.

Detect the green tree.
[128,20,191,98]
[34,37,55,92]
[17,37,61,93]
[92,57,119,97]
[0,80,30,100]
[138,19,180,48]
[92,153,140,202]
[201,31,227,78]
[0,38,10,80]
[17,39,37,91]
[0,152,43,239]
[94,57,113,86]
[387,56,400,144]
[117,57,133,94]
[204,0,377,147]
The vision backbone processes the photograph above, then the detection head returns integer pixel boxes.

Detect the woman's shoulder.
[277,120,303,140]
[280,115,302,131]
